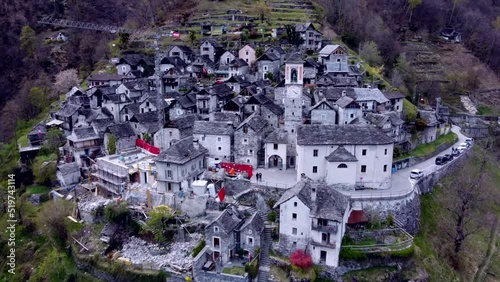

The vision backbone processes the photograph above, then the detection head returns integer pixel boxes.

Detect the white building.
[296,124,394,189]
[274,180,351,267]
[193,120,235,163]
[154,137,208,194]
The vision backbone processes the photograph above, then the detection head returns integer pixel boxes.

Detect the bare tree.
[53,69,79,96]
[473,215,500,282]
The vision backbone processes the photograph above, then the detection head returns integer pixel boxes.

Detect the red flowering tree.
[290,250,313,270]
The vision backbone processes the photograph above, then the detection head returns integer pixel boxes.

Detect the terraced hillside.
[161,0,321,46]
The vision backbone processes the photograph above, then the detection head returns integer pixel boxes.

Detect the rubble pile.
[120,234,202,270]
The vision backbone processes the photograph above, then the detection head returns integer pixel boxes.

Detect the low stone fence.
[343,228,414,254]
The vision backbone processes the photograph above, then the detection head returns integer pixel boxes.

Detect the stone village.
[20,21,474,281]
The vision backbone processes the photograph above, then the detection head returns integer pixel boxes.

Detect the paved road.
[341,125,468,199]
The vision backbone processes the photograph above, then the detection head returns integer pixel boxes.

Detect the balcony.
[311,239,337,249]
[311,223,338,234]
[199,108,210,114]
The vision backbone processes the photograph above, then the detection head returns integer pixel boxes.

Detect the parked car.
[452,148,460,156]
[410,169,424,179]
[457,143,468,152]
[444,154,453,162]
[465,138,474,144]
[435,156,447,165]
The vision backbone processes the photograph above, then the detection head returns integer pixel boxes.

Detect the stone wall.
[415,150,470,194]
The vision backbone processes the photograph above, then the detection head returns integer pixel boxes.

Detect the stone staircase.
[245,206,268,222]
[258,225,273,282]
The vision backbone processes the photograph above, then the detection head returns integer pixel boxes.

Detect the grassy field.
[222,266,246,276]
[396,131,457,160]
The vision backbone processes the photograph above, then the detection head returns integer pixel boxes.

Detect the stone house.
[168,94,197,119]
[188,55,217,78]
[296,124,394,189]
[318,45,349,74]
[102,93,132,122]
[116,80,147,103]
[365,112,407,145]
[193,120,235,163]
[383,91,405,115]
[27,123,47,147]
[222,96,247,116]
[417,110,440,144]
[233,113,269,168]
[310,99,336,125]
[200,39,225,63]
[243,94,284,129]
[315,73,360,88]
[274,180,351,267]
[195,84,235,119]
[168,45,195,64]
[87,85,117,109]
[120,103,140,123]
[154,114,197,150]
[219,51,236,66]
[155,137,208,194]
[204,209,264,264]
[265,46,286,65]
[225,75,249,94]
[159,56,187,73]
[88,74,128,88]
[353,88,390,115]
[263,129,288,169]
[256,52,281,81]
[115,54,154,76]
[334,95,362,125]
[54,103,80,133]
[65,126,103,168]
[162,67,191,92]
[295,22,322,50]
[129,111,160,140]
[56,162,80,187]
[103,122,136,154]
[303,58,320,85]
[239,44,257,66]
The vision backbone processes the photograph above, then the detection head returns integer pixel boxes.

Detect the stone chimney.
[193,138,199,150]
[311,185,316,202]
[226,121,234,129]
[342,90,346,97]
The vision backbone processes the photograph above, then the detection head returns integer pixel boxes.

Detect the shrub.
[192,240,206,257]
[290,250,313,270]
[339,248,367,260]
[105,201,130,223]
[387,214,395,226]
[390,245,414,258]
[268,211,277,222]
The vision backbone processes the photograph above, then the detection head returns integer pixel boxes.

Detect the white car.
[410,169,424,179]
[457,143,468,152]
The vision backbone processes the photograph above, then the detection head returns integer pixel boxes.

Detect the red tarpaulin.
[136,138,160,155]
[220,162,253,178]
[218,187,225,202]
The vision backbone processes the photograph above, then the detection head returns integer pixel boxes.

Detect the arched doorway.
[268,155,283,169]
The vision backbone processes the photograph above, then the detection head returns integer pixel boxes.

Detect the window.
[292,242,297,247]
[292,213,297,220]
[199,160,202,168]
[247,237,254,245]
[248,149,253,154]
[203,47,209,51]
[273,144,278,150]
[251,105,256,111]
[291,129,294,133]
[361,165,367,173]
[263,65,268,71]
[292,228,297,235]
[313,149,318,157]
[294,202,297,207]
[292,112,295,116]
[214,226,219,233]
[246,51,249,55]
[217,137,222,142]
[384,149,388,155]
[146,102,150,107]
[213,237,220,249]
[384,165,387,172]
[218,147,222,151]
[362,149,367,156]
[169,131,173,137]
[226,57,230,64]
[243,139,248,144]
[337,163,347,168]
[321,114,326,120]
[167,170,172,178]
[201,136,205,141]
[243,125,248,133]
[312,166,318,173]
[350,113,354,118]
[247,159,250,163]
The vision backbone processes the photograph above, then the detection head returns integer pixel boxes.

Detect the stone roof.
[166,114,197,130]
[316,74,359,87]
[335,96,358,108]
[245,93,270,105]
[88,73,126,81]
[353,88,389,104]
[263,129,288,144]
[92,118,114,136]
[67,126,99,142]
[267,46,285,54]
[286,52,304,64]
[236,113,267,132]
[176,95,196,109]
[262,100,284,116]
[295,22,319,33]
[297,124,394,145]
[383,91,405,100]
[55,103,80,117]
[193,120,235,135]
[224,179,252,197]
[310,99,334,111]
[57,162,80,174]
[385,112,404,126]
[239,212,265,234]
[104,94,132,104]
[317,87,355,102]
[304,57,320,68]
[213,112,241,126]
[155,137,208,164]
[418,110,439,126]
[170,45,194,54]
[118,54,153,66]
[130,111,160,133]
[274,180,349,221]
[207,208,242,233]
[325,146,358,162]
[201,38,223,48]
[230,58,248,67]
[257,52,280,62]
[311,183,349,221]
[318,44,342,57]
[106,122,136,138]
